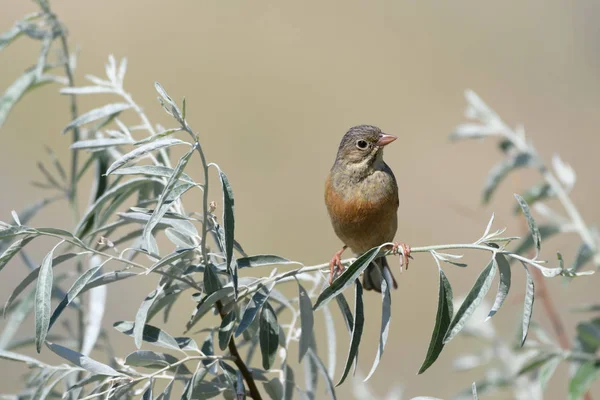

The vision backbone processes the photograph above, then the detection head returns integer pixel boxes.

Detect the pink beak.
[376,134,397,147]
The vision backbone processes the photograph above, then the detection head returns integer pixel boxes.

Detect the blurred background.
[1,0,599,398]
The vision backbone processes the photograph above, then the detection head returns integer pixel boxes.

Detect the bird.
[324,125,410,292]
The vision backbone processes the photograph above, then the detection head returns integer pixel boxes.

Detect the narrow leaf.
[0,289,35,349]
[110,165,195,184]
[259,302,279,370]
[335,293,354,335]
[418,268,453,374]
[142,145,196,251]
[185,287,235,332]
[298,281,315,362]
[364,278,391,381]
[483,153,531,203]
[514,194,541,258]
[0,236,35,273]
[47,342,120,376]
[217,169,236,292]
[486,254,511,320]
[60,86,116,95]
[0,69,53,129]
[4,252,81,315]
[62,103,131,134]
[114,321,180,350]
[237,255,295,269]
[105,138,188,175]
[308,348,337,400]
[35,250,54,353]
[235,281,276,337]
[314,244,386,310]
[134,286,165,349]
[337,280,365,386]
[70,138,133,150]
[49,261,102,331]
[203,263,222,295]
[443,259,497,344]
[218,310,236,351]
[81,282,106,355]
[569,362,599,400]
[521,264,535,346]
[0,349,47,367]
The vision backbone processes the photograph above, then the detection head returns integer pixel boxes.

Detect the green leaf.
[186,287,235,332]
[283,364,295,400]
[314,244,387,310]
[75,177,151,237]
[218,310,236,351]
[237,255,296,269]
[217,169,236,294]
[576,318,600,353]
[322,305,337,379]
[364,278,391,381]
[260,302,279,370]
[146,248,194,274]
[335,293,354,335]
[298,281,314,363]
[113,321,180,351]
[0,289,35,350]
[105,138,189,175]
[81,281,106,356]
[0,69,54,129]
[514,194,542,258]
[0,236,35,273]
[486,253,511,320]
[188,367,210,399]
[572,243,593,272]
[337,280,365,386]
[135,128,182,145]
[35,250,55,353]
[142,384,152,400]
[60,86,116,95]
[236,280,276,337]
[521,264,535,346]
[0,349,47,367]
[538,356,562,391]
[124,350,191,374]
[512,224,560,258]
[4,253,82,316]
[70,138,134,150]
[47,342,120,376]
[62,103,131,134]
[483,153,531,203]
[48,262,103,331]
[308,348,337,400]
[263,378,284,400]
[204,263,223,295]
[0,24,23,51]
[418,268,453,374]
[110,165,195,184]
[134,286,166,349]
[513,182,552,214]
[142,145,196,251]
[443,258,497,344]
[569,362,600,400]
[80,270,137,294]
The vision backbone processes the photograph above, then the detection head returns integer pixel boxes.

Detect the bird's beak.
[376,134,397,147]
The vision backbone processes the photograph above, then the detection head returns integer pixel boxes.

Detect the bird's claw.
[329,246,347,285]
[391,242,411,272]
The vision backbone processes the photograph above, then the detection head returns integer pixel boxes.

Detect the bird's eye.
[356,139,369,150]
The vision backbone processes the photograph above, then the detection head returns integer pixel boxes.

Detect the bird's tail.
[362,257,398,292]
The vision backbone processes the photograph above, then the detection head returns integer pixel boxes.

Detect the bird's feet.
[391,242,411,271]
[329,245,348,285]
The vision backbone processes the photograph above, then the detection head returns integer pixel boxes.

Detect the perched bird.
[325,125,410,292]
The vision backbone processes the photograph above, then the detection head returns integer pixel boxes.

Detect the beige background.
[1,0,599,398]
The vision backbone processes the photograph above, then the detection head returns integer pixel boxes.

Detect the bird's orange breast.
[325,174,398,253]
